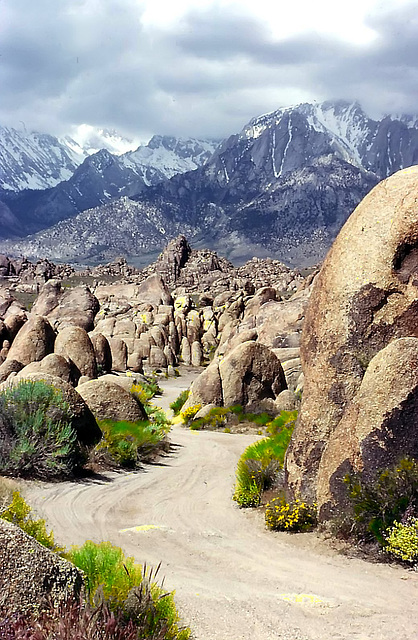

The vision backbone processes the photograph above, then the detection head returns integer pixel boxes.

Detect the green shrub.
[189,406,230,431]
[385,519,418,563]
[66,541,190,640]
[232,412,297,508]
[344,457,418,544]
[266,410,298,437]
[169,390,190,416]
[96,419,169,468]
[0,380,80,479]
[0,490,62,552]
[265,495,317,532]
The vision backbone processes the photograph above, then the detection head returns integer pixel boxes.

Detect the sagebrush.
[0,380,81,479]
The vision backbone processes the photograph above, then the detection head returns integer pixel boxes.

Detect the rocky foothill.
[0,235,309,431]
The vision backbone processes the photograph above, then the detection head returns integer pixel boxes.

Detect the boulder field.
[0,241,308,428]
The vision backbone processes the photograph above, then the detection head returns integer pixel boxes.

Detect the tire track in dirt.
[23,373,418,640]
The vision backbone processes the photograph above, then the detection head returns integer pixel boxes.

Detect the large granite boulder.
[285,166,418,518]
[17,354,72,384]
[317,337,418,519]
[77,379,147,422]
[6,316,55,366]
[54,326,97,379]
[90,332,112,372]
[136,274,172,306]
[219,341,287,411]
[32,280,99,331]
[185,341,287,412]
[0,519,83,615]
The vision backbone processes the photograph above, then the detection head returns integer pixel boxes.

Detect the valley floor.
[24,372,418,640]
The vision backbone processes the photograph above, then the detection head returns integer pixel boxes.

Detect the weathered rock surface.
[0,519,83,615]
[316,337,418,519]
[77,379,146,422]
[90,332,112,372]
[0,358,23,382]
[135,274,172,306]
[54,326,97,380]
[285,166,418,517]
[18,354,72,384]
[219,341,287,411]
[32,280,99,331]
[6,316,55,366]
[186,341,287,412]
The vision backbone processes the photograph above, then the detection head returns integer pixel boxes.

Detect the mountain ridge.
[1,100,418,267]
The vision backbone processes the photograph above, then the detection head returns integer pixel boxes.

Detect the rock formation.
[285,166,418,520]
[0,519,83,615]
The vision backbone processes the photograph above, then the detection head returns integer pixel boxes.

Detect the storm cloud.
[1,0,418,142]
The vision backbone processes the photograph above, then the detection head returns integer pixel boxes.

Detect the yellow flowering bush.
[265,496,317,532]
[385,519,418,563]
[180,404,202,425]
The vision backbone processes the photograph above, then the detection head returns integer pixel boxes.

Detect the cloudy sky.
[1,0,418,146]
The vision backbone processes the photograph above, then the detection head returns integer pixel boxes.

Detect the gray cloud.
[1,0,418,142]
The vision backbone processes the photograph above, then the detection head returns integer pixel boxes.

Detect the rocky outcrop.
[6,316,55,366]
[54,326,97,380]
[185,341,287,412]
[285,166,418,518]
[76,379,147,422]
[0,519,83,615]
[32,281,99,331]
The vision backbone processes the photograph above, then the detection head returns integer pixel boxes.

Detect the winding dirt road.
[24,372,418,640]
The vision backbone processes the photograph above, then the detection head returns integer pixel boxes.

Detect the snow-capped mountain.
[2,100,418,266]
[68,125,139,156]
[240,100,418,180]
[121,135,219,186]
[0,125,88,191]
[0,136,219,238]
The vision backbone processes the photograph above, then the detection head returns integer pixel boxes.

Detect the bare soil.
[23,369,418,640]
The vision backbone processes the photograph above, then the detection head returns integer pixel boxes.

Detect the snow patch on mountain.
[0,126,88,191]
[120,135,219,185]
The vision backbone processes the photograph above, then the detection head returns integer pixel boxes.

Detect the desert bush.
[0,490,62,552]
[233,412,297,508]
[96,419,169,468]
[66,541,190,640]
[265,495,317,532]
[180,404,202,426]
[344,457,418,544]
[188,406,230,431]
[266,410,298,437]
[0,380,80,479]
[169,390,190,416]
[233,445,280,508]
[131,379,162,406]
[385,518,418,563]
[0,597,143,640]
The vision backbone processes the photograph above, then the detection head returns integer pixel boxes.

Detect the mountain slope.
[2,100,418,266]
[0,125,87,191]
[0,134,219,237]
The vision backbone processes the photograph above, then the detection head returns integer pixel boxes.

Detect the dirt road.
[24,372,418,640]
